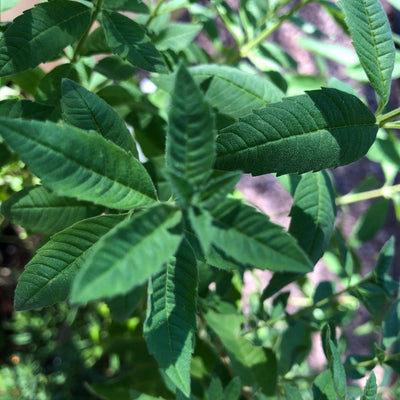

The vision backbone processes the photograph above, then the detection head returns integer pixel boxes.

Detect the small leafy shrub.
[0,0,400,399]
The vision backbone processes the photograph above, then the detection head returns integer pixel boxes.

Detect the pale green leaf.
[61,78,137,156]
[361,371,377,400]
[191,199,313,273]
[0,99,53,120]
[144,240,197,397]
[99,11,168,73]
[14,214,126,311]
[216,88,377,175]
[154,23,202,52]
[0,1,91,76]
[312,370,337,400]
[1,0,20,12]
[166,64,215,195]
[71,204,183,303]
[0,118,157,210]
[204,310,277,395]
[1,185,103,234]
[339,0,395,108]
[289,171,336,264]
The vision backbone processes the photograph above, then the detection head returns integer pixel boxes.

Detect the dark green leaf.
[94,55,136,81]
[326,339,347,400]
[14,214,126,311]
[0,141,12,167]
[71,204,183,303]
[0,118,157,210]
[166,64,215,198]
[361,371,377,400]
[0,0,91,76]
[1,185,103,234]
[102,0,149,13]
[224,377,241,400]
[260,272,303,301]
[106,284,146,323]
[284,384,304,400]
[289,171,336,264]
[191,199,313,273]
[215,88,377,175]
[383,300,400,348]
[349,198,390,247]
[339,0,395,108]
[80,26,110,56]
[0,99,53,120]
[61,78,137,156]
[99,11,168,73]
[144,240,197,396]
[204,310,277,395]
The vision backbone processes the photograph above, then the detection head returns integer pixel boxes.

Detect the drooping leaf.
[361,371,377,400]
[99,11,168,73]
[191,199,313,273]
[71,204,183,303]
[107,284,146,323]
[215,88,377,176]
[1,185,103,234]
[14,214,126,311]
[0,118,157,210]
[339,0,395,108]
[144,240,197,397]
[0,0,91,76]
[204,310,277,395]
[0,99,53,120]
[166,64,215,198]
[61,78,137,156]
[289,171,336,264]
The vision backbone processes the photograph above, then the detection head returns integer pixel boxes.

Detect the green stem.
[71,0,104,63]
[336,184,400,206]
[377,106,400,126]
[381,122,400,130]
[240,0,311,58]
[145,0,166,26]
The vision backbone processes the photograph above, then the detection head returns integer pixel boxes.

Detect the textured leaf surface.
[215,88,377,175]
[339,0,395,107]
[190,64,284,118]
[99,11,167,73]
[361,371,377,400]
[144,240,197,396]
[61,79,137,156]
[204,310,277,395]
[327,339,347,400]
[1,186,103,234]
[0,118,157,210]
[289,171,336,264]
[0,0,91,76]
[191,199,312,273]
[166,65,215,193]
[71,204,183,303]
[14,214,126,311]
[154,23,202,52]
[0,99,53,120]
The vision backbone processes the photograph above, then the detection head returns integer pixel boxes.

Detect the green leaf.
[80,26,111,56]
[383,300,400,348]
[0,0,91,76]
[339,0,395,108]
[61,78,137,156]
[1,0,20,12]
[144,240,197,397]
[326,339,347,400]
[107,284,146,323]
[349,198,390,247]
[312,370,337,400]
[102,0,149,13]
[284,384,304,400]
[0,142,13,168]
[71,204,183,303]
[153,23,202,52]
[361,371,377,400]
[204,310,277,395]
[215,88,378,176]
[260,271,303,301]
[224,377,241,400]
[191,199,313,273]
[94,55,136,81]
[0,118,157,210]
[289,171,336,264]
[1,185,103,234]
[166,64,215,197]
[14,214,126,311]
[0,99,53,120]
[99,11,168,73]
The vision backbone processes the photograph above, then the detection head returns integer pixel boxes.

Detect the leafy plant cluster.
[0,0,400,399]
